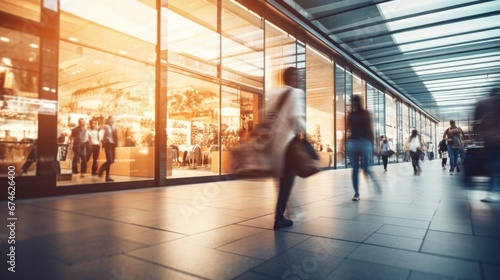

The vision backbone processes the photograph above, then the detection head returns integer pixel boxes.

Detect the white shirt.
[87,129,100,145]
[266,86,306,176]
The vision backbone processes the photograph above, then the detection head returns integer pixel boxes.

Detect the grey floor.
[1,159,500,280]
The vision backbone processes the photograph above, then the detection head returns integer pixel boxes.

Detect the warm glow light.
[42,86,50,91]
[0,37,9,42]
[118,50,128,55]
[69,37,79,42]
[94,60,102,64]
[29,43,39,48]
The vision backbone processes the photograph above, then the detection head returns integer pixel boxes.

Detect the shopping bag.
[288,138,320,178]
[230,123,276,177]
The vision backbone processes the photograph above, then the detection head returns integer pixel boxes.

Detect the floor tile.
[128,240,262,279]
[348,244,481,279]
[325,259,410,280]
[250,248,345,279]
[421,230,500,263]
[289,217,383,242]
[218,230,309,259]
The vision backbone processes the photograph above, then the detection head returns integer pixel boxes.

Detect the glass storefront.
[0,1,438,196]
[335,65,346,168]
[0,27,40,177]
[305,46,334,168]
[385,94,397,163]
[57,0,156,185]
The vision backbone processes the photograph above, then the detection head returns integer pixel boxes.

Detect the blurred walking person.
[98,115,117,182]
[474,87,500,202]
[379,135,390,172]
[346,95,381,201]
[69,118,88,177]
[438,136,448,171]
[270,67,306,229]
[86,120,100,175]
[406,129,425,175]
[443,120,465,175]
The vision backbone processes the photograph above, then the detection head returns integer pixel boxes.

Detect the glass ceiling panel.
[423,73,500,86]
[413,57,499,71]
[411,51,500,66]
[377,0,477,20]
[414,61,499,75]
[392,15,500,44]
[399,30,500,52]
[380,1,500,31]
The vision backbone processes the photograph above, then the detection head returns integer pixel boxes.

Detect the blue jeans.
[347,139,379,196]
[488,146,500,194]
[447,144,460,171]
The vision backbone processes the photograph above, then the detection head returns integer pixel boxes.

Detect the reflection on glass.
[386,94,397,163]
[58,0,156,185]
[0,27,39,177]
[306,46,334,167]
[166,71,219,178]
[222,0,264,89]
[335,65,346,167]
[0,0,41,21]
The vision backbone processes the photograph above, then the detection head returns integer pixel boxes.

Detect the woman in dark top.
[346,95,381,201]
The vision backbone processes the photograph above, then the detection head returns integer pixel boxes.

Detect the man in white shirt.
[97,115,117,182]
[86,120,100,175]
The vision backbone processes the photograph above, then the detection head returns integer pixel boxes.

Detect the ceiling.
[270,0,500,125]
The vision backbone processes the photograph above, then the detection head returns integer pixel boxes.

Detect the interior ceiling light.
[69,37,79,42]
[0,37,10,42]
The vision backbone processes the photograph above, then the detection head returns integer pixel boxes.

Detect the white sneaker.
[481,193,500,203]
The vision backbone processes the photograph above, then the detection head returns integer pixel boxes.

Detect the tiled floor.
[1,159,500,280]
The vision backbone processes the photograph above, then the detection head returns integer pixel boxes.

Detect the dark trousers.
[72,142,87,173]
[275,144,295,221]
[381,155,388,170]
[99,143,115,177]
[86,144,100,174]
[21,143,37,173]
[442,157,447,167]
[410,150,421,174]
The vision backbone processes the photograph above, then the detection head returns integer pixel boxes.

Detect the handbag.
[231,89,292,177]
[387,149,395,157]
[288,137,320,178]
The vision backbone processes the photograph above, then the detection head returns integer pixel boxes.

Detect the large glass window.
[166,71,219,178]
[57,0,156,185]
[401,103,410,162]
[0,0,41,21]
[306,46,334,167]
[0,27,40,177]
[221,0,264,90]
[335,64,346,168]
[166,0,218,77]
[385,94,397,163]
[265,20,297,90]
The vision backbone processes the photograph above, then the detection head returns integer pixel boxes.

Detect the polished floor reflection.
[1,160,500,279]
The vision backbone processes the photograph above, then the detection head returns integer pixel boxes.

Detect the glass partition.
[0,0,41,21]
[265,20,297,90]
[166,71,219,178]
[165,0,218,77]
[0,27,40,177]
[401,103,410,162]
[335,64,346,168]
[386,94,397,163]
[57,0,156,185]
[306,46,334,167]
[221,0,264,90]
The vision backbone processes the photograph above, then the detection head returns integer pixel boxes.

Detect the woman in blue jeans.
[444,120,464,175]
[346,95,381,201]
